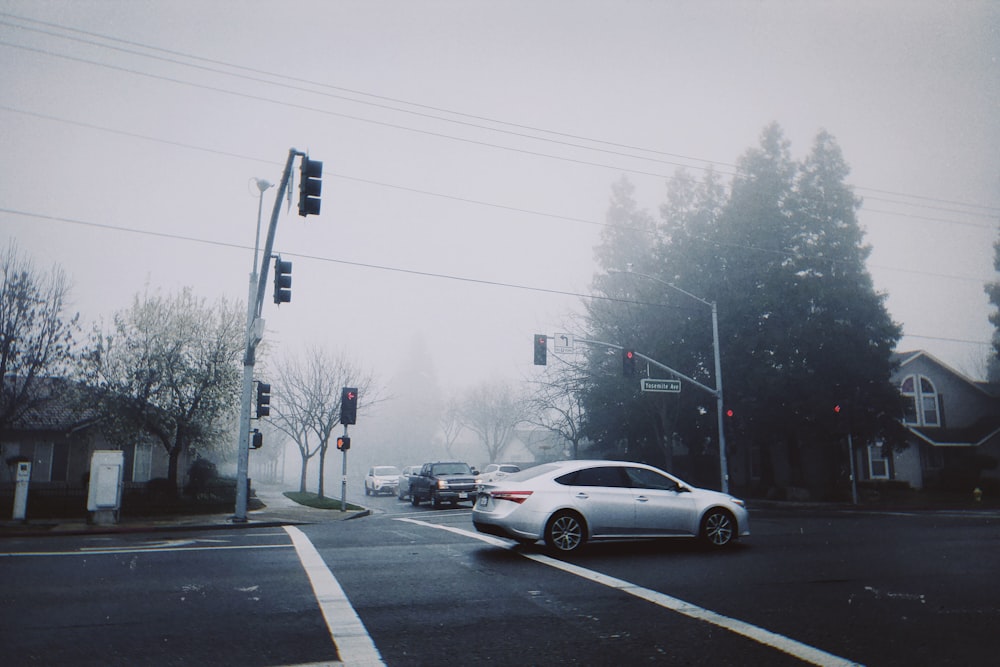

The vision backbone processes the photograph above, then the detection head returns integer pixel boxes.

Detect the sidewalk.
[0,484,371,538]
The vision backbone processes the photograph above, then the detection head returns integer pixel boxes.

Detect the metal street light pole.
[610,268,729,493]
[233,178,274,521]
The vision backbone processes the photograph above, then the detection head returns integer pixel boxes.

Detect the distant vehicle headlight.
[436,480,449,489]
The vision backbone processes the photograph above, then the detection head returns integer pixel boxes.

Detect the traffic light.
[298,156,323,217]
[340,387,358,425]
[622,349,637,377]
[336,435,351,451]
[273,257,292,304]
[533,334,547,365]
[255,382,271,418]
[833,400,850,434]
[250,429,263,449]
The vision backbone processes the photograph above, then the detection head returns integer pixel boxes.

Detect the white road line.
[283,525,385,667]
[0,544,292,557]
[396,518,863,667]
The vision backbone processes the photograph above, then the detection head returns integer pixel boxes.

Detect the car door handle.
[635,496,649,502]
[575,493,589,499]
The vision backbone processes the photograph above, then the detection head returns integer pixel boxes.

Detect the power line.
[5,206,991,348]
[1,12,997,220]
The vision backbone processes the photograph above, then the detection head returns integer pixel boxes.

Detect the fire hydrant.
[973,487,983,503]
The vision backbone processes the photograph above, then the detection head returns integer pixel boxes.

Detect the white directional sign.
[641,378,682,393]
[553,333,575,353]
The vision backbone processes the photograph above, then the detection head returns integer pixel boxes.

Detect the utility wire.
[1,12,997,220]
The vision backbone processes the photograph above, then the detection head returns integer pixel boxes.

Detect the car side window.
[625,467,678,491]
[559,466,628,488]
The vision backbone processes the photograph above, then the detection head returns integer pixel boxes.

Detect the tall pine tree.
[582,124,903,498]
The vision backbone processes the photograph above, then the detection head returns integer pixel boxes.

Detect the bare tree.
[460,379,529,464]
[527,364,587,460]
[439,398,463,458]
[83,288,243,488]
[270,346,378,497]
[0,241,79,443]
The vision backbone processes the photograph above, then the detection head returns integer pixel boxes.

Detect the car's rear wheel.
[701,508,736,548]
[544,511,586,553]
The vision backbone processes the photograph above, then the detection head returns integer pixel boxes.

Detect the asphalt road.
[2,492,998,666]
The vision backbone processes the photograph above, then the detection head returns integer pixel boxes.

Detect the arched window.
[900,374,940,427]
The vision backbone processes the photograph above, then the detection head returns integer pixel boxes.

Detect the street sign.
[553,333,574,353]
[641,378,681,393]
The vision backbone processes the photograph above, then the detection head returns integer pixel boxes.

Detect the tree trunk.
[167,446,181,496]
[317,446,327,499]
[299,456,308,493]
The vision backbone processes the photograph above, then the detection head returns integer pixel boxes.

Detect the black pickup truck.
[409,461,480,507]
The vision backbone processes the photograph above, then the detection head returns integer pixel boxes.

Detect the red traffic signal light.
[340,387,358,425]
[533,334,547,365]
[622,349,637,377]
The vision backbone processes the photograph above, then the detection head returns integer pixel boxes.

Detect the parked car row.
[366,462,522,501]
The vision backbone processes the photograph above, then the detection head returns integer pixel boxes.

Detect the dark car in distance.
[409,461,479,507]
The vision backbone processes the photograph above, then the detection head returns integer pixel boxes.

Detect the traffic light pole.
[572,335,729,493]
[340,425,349,512]
[233,148,301,522]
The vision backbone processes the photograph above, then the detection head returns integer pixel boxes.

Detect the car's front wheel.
[701,508,736,548]
[544,511,586,553]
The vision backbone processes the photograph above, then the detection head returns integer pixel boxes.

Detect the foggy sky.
[2,0,998,405]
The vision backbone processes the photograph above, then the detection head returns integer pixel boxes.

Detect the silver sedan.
[472,460,749,553]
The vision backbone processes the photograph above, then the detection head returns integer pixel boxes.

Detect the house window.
[900,374,940,427]
[868,444,889,480]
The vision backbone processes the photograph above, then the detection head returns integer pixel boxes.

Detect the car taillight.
[491,490,532,504]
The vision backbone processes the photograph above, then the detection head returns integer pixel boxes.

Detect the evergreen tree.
[582,124,903,497]
[985,235,1000,382]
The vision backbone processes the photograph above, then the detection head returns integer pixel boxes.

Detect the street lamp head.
[254,178,274,193]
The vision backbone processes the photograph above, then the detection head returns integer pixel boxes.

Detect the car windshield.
[374,466,400,476]
[432,463,471,475]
